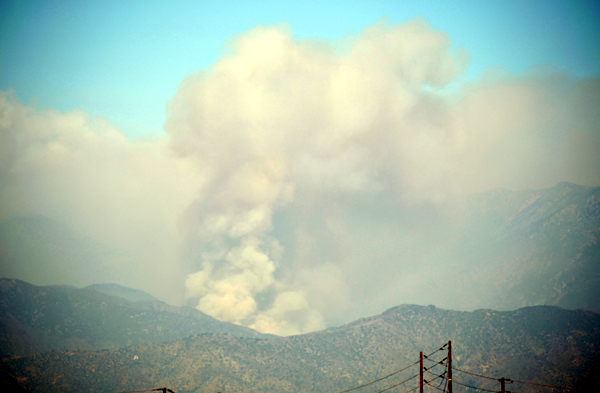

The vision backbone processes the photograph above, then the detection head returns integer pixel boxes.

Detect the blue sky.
[1,0,599,139]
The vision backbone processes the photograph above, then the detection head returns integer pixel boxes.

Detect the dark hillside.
[0,279,274,357]
[2,304,598,393]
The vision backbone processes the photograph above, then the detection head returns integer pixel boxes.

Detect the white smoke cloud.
[0,90,203,304]
[1,19,599,335]
[167,19,470,334]
[185,236,276,322]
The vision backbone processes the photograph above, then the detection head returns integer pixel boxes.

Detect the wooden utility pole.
[420,351,423,393]
[448,341,452,393]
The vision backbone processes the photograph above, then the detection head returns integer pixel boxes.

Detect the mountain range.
[1,279,599,393]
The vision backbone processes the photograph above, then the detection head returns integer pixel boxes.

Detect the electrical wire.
[425,369,446,380]
[423,357,447,379]
[425,378,447,392]
[439,367,448,393]
[451,379,498,392]
[336,360,420,393]
[454,367,573,390]
[425,369,447,390]
[508,378,573,390]
[425,381,448,393]
[372,373,420,393]
[423,357,447,369]
[425,368,444,376]
[400,385,420,393]
[422,342,449,393]
[452,367,498,381]
[424,344,448,359]
[106,387,177,393]
[422,371,448,393]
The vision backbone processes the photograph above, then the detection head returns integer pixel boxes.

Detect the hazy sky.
[1,1,599,336]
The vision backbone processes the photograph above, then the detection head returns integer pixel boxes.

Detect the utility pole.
[420,351,423,393]
[448,341,452,393]
[499,377,512,393]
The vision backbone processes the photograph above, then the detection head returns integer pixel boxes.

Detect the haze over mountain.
[86,283,161,303]
[1,182,598,335]
[0,215,137,290]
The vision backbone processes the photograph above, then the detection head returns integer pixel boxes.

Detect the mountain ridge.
[86,283,161,303]
[0,278,275,358]
[2,302,598,393]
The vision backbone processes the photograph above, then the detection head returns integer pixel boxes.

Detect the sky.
[1,1,600,336]
[2,0,599,138]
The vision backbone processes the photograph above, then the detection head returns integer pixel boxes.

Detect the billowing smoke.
[166,20,469,334]
[1,19,599,335]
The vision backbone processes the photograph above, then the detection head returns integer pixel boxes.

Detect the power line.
[336,360,420,393]
[453,367,498,381]
[454,367,573,391]
[425,369,446,380]
[508,378,573,390]
[424,355,447,362]
[425,378,447,392]
[106,387,176,393]
[452,379,498,392]
[425,369,447,391]
[106,389,164,393]
[425,381,448,393]
[439,367,449,393]
[401,385,421,393]
[423,357,447,368]
[373,373,420,393]
[425,359,448,392]
[423,364,448,393]
[425,344,448,359]
[336,341,572,393]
